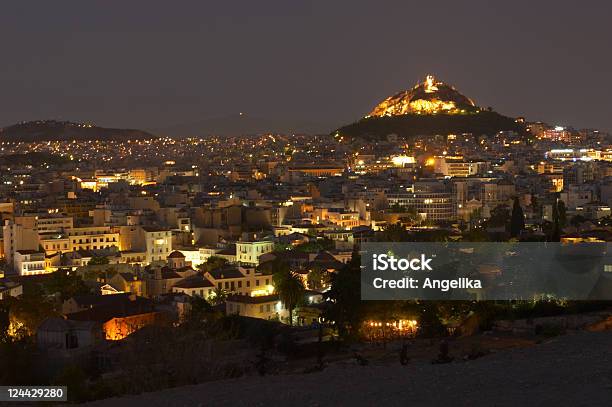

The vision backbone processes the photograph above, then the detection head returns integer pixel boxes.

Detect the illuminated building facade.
[236,239,275,266]
[387,192,454,221]
[433,157,486,177]
[143,227,173,264]
[541,126,572,142]
[225,294,287,321]
[68,226,120,252]
[205,265,274,297]
[14,250,46,276]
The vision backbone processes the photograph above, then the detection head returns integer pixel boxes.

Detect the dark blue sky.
[1,1,611,132]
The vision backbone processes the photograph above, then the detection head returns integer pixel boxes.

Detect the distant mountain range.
[0,115,335,142]
[0,120,155,142]
[150,113,332,137]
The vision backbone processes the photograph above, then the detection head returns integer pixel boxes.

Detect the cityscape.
[1,2,612,406]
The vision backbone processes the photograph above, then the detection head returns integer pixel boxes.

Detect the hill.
[0,120,155,142]
[335,74,526,140]
[335,110,526,140]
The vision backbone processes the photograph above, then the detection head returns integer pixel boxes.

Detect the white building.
[2,220,40,271]
[387,191,455,221]
[236,239,275,266]
[143,227,173,264]
[14,250,46,276]
[225,294,287,321]
[68,226,120,252]
[434,157,485,177]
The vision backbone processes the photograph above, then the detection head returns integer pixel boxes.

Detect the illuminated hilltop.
[335,74,524,140]
[368,75,477,117]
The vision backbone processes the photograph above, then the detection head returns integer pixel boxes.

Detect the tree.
[272,269,305,326]
[307,266,330,291]
[197,256,228,273]
[295,239,334,253]
[208,287,228,305]
[510,197,525,238]
[416,302,446,338]
[324,252,363,339]
[551,197,561,242]
[557,200,567,229]
[257,257,290,276]
[187,296,215,324]
[531,196,541,220]
[0,303,9,344]
[488,204,511,229]
[87,256,109,266]
[44,270,90,301]
[379,222,410,242]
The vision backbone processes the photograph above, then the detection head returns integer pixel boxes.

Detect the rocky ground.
[85,330,612,406]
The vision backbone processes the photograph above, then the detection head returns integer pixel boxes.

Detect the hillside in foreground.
[85,329,612,407]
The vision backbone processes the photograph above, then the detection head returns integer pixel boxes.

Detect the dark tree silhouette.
[510,197,525,237]
[324,252,363,339]
[197,256,228,273]
[272,269,305,326]
[557,200,567,229]
[551,197,561,242]
[87,256,109,266]
[488,204,511,231]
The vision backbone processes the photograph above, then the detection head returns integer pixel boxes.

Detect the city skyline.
[1,1,612,133]
[3,3,612,405]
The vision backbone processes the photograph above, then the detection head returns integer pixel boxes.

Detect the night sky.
[2,1,611,132]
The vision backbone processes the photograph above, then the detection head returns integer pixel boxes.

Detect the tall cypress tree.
[557,200,567,229]
[0,303,9,344]
[510,197,525,237]
[551,197,561,242]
